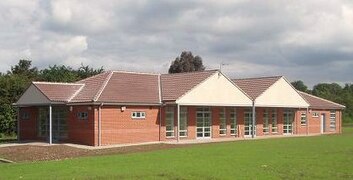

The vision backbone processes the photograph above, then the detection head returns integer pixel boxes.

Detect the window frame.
[312,112,319,118]
[229,108,237,136]
[263,109,269,134]
[179,107,188,137]
[131,111,146,119]
[219,108,227,136]
[165,107,175,138]
[330,110,336,130]
[77,112,88,120]
[300,112,307,126]
[271,109,278,133]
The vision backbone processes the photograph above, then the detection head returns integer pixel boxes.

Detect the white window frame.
[165,107,175,138]
[301,112,307,126]
[312,112,319,118]
[77,112,88,120]
[230,108,237,136]
[263,109,269,134]
[330,110,336,130]
[131,111,146,119]
[219,108,227,136]
[271,109,278,133]
[179,107,188,137]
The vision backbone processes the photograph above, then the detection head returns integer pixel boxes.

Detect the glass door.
[196,107,212,138]
[244,109,255,137]
[37,106,68,141]
[283,109,294,135]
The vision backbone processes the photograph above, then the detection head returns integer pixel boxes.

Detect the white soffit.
[176,72,252,106]
[255,77,309,108]
[16,84,51,105]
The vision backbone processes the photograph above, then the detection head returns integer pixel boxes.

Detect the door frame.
[283,109,294,135]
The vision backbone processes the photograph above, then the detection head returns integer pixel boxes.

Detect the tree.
[39,65,80,82]
[168,51,205,73]
[291,80,309,92]
[312,83,343,103]
[8,59,38,79]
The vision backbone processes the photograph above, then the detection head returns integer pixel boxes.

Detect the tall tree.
[168,51,205,73]
[8,59,38,79]
[291,80,309,93]
[39,65,80,82]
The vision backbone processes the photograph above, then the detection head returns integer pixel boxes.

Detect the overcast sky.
[0,0,352,87]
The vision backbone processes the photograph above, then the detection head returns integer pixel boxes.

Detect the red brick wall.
[99,106,160,145]
[19,107,39,141]
[67,105,95,146]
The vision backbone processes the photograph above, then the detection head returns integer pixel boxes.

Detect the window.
[38,108,49,137]
[219,108,227,136]
[166,107,174,137]
[77,112,88,120]
[301,112,307,126]
[263,109,269,134]
[179,107,188,137]
[230,108,237,135]
[312,112,319,118]
[131,111,146,119]
[271,109,278,133]
[21,111,30,120]
[330,111,336,130]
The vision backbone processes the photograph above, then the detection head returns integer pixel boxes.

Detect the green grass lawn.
[1,128,353,180]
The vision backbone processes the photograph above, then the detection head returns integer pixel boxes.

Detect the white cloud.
[0,0,352,86]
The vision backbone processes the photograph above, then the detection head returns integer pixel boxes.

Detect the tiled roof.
[161,70,217,101]
[33,82,84,102]
[232,76,282,100]
[299,91,345,109]
[71,71,112,102]
[97,72,160,104]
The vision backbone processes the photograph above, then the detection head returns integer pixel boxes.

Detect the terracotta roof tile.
[299,91,345,109]
[71,71,112,102]
[232,76,282,100]
[161,70,217,101]
[97,72,160,104]
[33,82,83,102]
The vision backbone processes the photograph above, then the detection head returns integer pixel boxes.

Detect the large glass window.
[263,109,269,134]
[179,107,188,137]
[330,111,336,130]
[301,112,307,126]
[219,108,226,136]
[271,109,278,133]
[230,108,237,136]
[166,107,174,137]
[38,107,49,137]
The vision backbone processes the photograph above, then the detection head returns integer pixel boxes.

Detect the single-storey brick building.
[15,70,345,146]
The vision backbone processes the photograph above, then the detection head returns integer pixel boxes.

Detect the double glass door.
[196,107,212,138]
[38,107,68,141]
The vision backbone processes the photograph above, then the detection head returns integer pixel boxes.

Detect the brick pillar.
[257,107,263,136]
[277,108,284,135]
[237,107,245,138]
[212,107,220,138]
[188,106,196,139]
